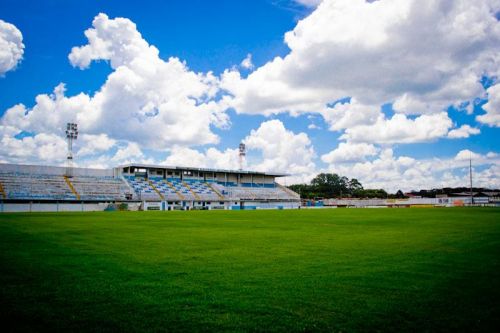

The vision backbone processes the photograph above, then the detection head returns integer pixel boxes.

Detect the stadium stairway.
[182,181,201,201]
[64,176,81,200]
[0,180,5,199]
[120,175,137,199]
[205,182,224,200]
[148,180,165,200]
[277,184,300,199]
[164,180,186,200]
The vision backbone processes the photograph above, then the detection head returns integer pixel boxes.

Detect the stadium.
[0,161,300,212]
[1,1,499,332]
[0,125,499,332]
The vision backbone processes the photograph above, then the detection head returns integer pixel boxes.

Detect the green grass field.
[1,208,499,332]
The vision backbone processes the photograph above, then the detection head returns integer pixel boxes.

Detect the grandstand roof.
[117,163,289,177]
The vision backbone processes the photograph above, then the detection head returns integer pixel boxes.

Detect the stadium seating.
[221,185,297,200]
[125,176,162,201]
[151,178,221,201]
[70,176,132,201]
[183,179,222,201]
[0,172,76,200]
[0,171,299,203]
[0,172,134,201]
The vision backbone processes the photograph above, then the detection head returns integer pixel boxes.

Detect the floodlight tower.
[65,122,78,177]
[238,143,246,171]
[469,153,473,206]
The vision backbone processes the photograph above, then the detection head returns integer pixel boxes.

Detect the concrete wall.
[1,202,109,212]
[322,197,492,207]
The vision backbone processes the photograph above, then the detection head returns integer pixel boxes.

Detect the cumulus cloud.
[324,148,500,192]
[240,54,254,70]
[321,99,457,144]
[162,120,316,183]
[225,0,500,113]
[221,0,500,143]
[0,19,24,75]
[0,13,231,164]
[111,142,144,163]
[477,84,500,127]
[163,147,240,170]
[243,119,315,176]
[454,149,481,161]
[447,125,480,139]
[321,142,378,164]
[320,98,379,131]
[341,112,453,144]
[77,134,116,157]
[294,0,323,8]
[0,133,66,164]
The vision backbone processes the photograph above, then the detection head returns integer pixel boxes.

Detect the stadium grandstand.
[0,163,300,212]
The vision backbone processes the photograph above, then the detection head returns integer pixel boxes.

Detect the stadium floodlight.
[65,123,78,177]
[469,153,473,206]
[238,143,246,171]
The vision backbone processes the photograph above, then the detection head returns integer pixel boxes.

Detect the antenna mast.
[238,143,246,171]
[65,122,78,177]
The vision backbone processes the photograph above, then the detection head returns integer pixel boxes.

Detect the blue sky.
[0,0,300,108]
[0,0,499,191]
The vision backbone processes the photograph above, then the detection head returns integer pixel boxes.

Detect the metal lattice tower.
[65,123,78,177]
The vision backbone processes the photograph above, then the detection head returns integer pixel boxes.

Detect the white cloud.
[324,148,500,192]
[321,98,379,131]
[77,134,116,156]
[0,13,231,164]
[320,99,457,144]
[321,142,378,164]
[294,0,323,8]
[393,93,434,115]
[341,112,453,144]
[109,142,159,166]
[163,147,206,167]
[222,0,500,141]
[243,119,316,182]
[454,149,481,161]
[240,54,254,70]
[0,132,66,164]
[447,125,480,139]
[0,19,24,75]
[68,13,158,70]
[162,119,316,183]
[477,83,500,127]
[163,146,240,170]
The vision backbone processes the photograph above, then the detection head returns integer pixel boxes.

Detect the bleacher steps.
[63,176,80,200]
[182,181,200,201]
[276,183,300,199]
[164,180,185,200]
[148,180,165,200]
[205,182,224,200]
[120,175,136,198]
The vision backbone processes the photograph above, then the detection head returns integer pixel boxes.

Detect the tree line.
[287,173,406,199]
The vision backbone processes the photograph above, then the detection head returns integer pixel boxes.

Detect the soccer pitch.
[1,208,499,332]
